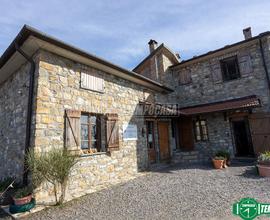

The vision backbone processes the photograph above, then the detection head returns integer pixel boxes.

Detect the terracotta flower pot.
[212,159,224,169]
[258,164,270,177]
[13,194,32,206]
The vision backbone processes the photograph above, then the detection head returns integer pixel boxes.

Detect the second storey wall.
[164,36,270,111]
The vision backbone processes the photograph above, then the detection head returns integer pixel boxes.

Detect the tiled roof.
[179,95,260,115]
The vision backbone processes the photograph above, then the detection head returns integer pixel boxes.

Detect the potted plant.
[13,186,32,206]
[216,150,231,167]
[257,151,270,177]
[212,156,225,169]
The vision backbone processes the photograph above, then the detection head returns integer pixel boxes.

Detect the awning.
[179,95,261,115]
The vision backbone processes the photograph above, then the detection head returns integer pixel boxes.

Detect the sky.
[0,0,270,70]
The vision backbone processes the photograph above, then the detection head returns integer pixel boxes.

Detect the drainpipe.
[15,43,36,185]
[259,37,270,92]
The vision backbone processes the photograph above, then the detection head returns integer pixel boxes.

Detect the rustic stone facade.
[33,50,152,203]
[134,47,178,84]
[1,26,270,204]
[0,63,31,181]
[156,35,270,161]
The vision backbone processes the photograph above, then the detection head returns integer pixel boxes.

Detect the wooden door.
[158,121,170,161]
[249,113,270,155]
[178,117,194,151]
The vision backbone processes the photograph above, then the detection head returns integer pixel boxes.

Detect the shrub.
[14,186,32,199]
[258,151,270,164]
[0,177,14,192]
[26,148,77,205]
[213,156,226,160]
[215,150,230,160]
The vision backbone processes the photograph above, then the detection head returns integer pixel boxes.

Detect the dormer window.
[220,56,240,81]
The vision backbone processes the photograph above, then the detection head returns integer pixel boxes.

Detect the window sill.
[80,152,107,157]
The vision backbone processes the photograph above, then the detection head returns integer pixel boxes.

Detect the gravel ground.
[1,163,270,220]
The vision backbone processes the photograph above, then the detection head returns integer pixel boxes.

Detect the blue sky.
[0,0,270,69]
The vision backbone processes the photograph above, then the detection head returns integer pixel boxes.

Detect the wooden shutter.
[248,113,270,155]
[179,69,192,85]
[106,113,119,151]
[81,72,104,92]
[65,110,81,152]
[238,53,253,76]
[210,60,223,83]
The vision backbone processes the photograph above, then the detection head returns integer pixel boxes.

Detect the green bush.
[0,177,14,192]
[213,156,226,160]
[215,150,230,160]
[258,151,270,163]
[26,148,77,205]
[14,186,32,199]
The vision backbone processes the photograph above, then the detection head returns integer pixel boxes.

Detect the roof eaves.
[170,31,270,69]
[0,25,173,93]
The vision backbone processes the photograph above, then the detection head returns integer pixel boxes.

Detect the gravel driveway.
[1,163,270,220]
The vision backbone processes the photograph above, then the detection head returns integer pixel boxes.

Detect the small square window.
[220,56,240,81]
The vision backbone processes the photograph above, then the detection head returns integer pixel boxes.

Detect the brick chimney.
[148,39,158,53]
[243,27,252,40]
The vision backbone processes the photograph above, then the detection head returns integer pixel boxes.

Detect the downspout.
[259,37,270,92]
[15,43,36,185]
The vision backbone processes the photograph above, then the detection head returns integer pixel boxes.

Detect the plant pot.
[13,194,32,206]
[9,198,36,214]
[212,159,224,169]
[257,164,270,177]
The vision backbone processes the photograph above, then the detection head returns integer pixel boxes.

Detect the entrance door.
[232,119,254,157]
[178,117,194,151]
[249,113,270,155]
[158,121,170,161]
[146,121,156,163]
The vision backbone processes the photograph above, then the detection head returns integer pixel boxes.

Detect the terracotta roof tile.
[179,95,260,115]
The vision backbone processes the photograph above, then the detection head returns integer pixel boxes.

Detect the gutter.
[15,43,36,185]
[259,37,270,92]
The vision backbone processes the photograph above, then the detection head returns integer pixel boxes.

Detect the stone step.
[232,157,257,165]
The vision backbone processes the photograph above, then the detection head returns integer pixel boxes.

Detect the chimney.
[243,27,252,40]
[148,39,158,53]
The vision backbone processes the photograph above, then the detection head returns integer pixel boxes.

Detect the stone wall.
[156,36,270,161]
[163,36,270,112]
[34,50,151,203]
[135,49,177,84]
[0,63,30,181]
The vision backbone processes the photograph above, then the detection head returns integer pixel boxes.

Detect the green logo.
[233,198,270,220]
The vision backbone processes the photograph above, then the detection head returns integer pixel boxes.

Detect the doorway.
[178,117,194,151]
[232,119,254,157]
[158,121,170,161]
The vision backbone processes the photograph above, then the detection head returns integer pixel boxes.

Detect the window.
[220,56,240,81]
[146,121,155,149]
[65,110,120,154]
[194,119,208,141]
[80,113,101,152]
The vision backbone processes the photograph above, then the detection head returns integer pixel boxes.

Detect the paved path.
[2,163,270,219]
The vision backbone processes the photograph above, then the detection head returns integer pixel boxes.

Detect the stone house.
[0,25,171,202]
[0,25,270,202]
[135,27,270,164]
